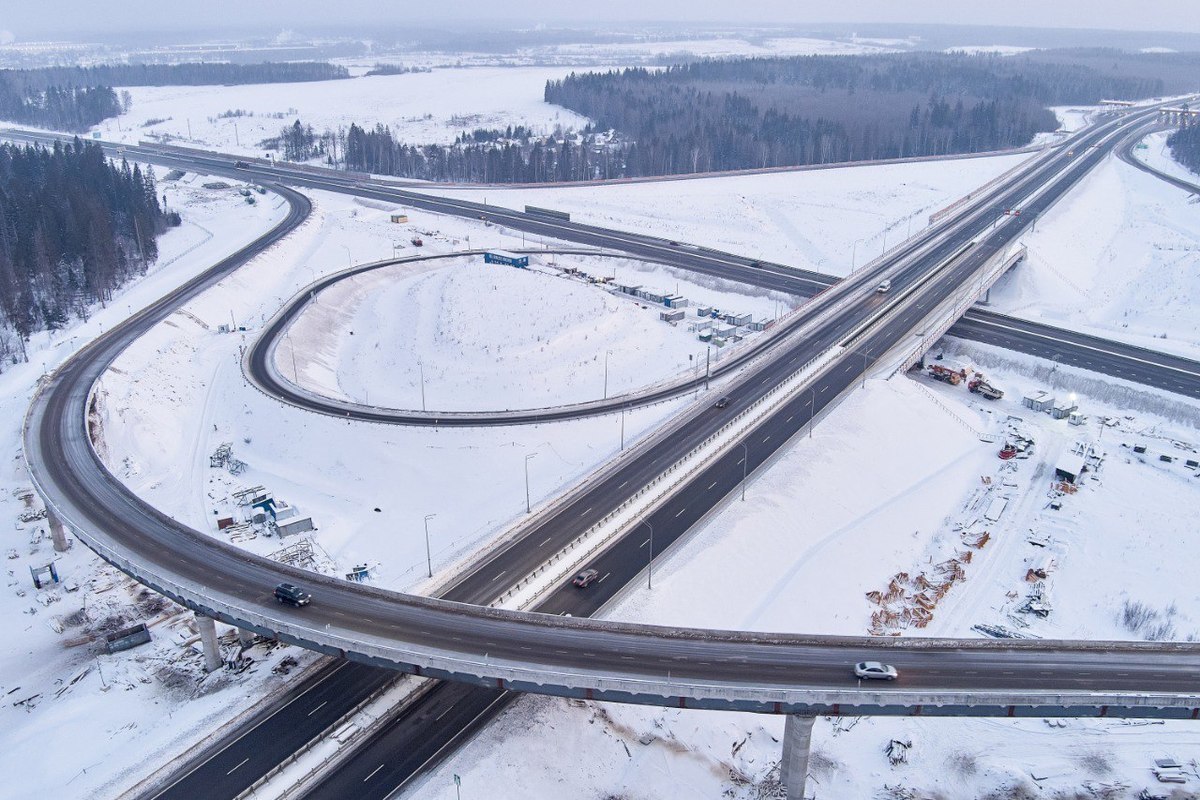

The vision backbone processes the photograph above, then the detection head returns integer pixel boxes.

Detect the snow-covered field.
[0,176,307,799]
[284,253,794,411]
[410,351,1200,800]
[444,151,1030,278]
[95,66,592,153]
[986,147,1200,359]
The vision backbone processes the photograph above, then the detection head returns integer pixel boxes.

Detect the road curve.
[23,101,1200,730]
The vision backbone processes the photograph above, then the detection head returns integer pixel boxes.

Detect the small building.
[1055,451,1088,484]
[1068,411,1087,426]
[698,329,713,342]
[276,516,315,537]
[723,312,753,326]
[615,282,642,296]
[390,213,409,224]
[664,294,689,309]
[1050,399,1078,420]
[714,325,737,338]
[660,309,685,323]
[695,305,713,317]
[1022,391,1055,413]
[638,287,668,304]
[747,319,770,332]
[483,250,529,268]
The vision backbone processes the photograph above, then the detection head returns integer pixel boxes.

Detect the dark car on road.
[572,569,600,588]
[274,582,312,607]
[714,396,731,409]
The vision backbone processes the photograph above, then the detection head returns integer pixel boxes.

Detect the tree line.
[1167,124,1200,176]
[0,61,350,133]
[281,50,1195,183]
[0,140,172,363]
[8,61,349,89]
[0,73,121,132]
[542,53,1166,174]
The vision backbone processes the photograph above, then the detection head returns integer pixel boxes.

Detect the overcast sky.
[4,0,1199,39]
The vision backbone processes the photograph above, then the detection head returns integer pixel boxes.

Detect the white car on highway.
[854,661,898,680]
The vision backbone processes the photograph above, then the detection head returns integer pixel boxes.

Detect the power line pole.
[424,514,436,578]
[524,453,537,514]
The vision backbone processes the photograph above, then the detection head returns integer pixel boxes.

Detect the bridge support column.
[237,626,256,648]
[195,613,223,672]
[781,714,816,800]
[47,510,69,552]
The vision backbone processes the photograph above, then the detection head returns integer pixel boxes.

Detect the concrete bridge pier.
[781,713,817,800]
[195,613,223,672]
[47,510,70,552]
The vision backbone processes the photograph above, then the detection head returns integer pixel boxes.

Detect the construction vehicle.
[969,376,1004,400]
[410,236,424,247]
[927,363,966,385]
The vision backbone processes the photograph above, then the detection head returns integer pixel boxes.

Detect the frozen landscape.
[1,15,1199,800]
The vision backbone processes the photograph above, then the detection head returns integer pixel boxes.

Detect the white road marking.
[227,758,249,776]
[364,764,385,782]
[307,700,328,716]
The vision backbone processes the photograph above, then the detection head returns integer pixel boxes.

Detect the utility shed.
[1055,452,1088,484]
[660,309,686,323]
[484,250,529,268]
[276,516,315,537]
[723,312,753,326]
[1022,391,1055,413]
[664,294,689,308]
[1051,399,1078,419]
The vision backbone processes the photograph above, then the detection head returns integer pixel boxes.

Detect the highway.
[14,105,1200,800]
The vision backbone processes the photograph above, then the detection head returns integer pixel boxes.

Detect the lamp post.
[341,245,352,266]
[423,514,436,578]
[524,453,537,514]
[741,442,749,501]
[418,361,426,411]
[603,350,613,400]
[644,520,654,589]
[286,330,299,382]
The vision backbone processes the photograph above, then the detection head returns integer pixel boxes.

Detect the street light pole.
[644,520,654,590]
[620,405,626,451]
[423,514,436,578]
[603,350,612,400]
[809,390,815,438]
[741,442,748,501]
[419,361,426,411]
[524,453,537,513]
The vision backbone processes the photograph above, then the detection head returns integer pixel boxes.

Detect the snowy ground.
[1135,128,1200,184]
[0,176,316,799]
[985,145,1200,360]
[284,253,795,411]
[94,66,592,153]
[444,151,1031,279]
[410,350,1200,800]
